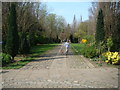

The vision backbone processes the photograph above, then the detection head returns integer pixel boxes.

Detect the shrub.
[0,53,12,66]
[77,43,97,58]
[96,41,106,56]
[83,35,95,44]
[106,37,113,51]
[28,31,36,47]
[83,44,97,58]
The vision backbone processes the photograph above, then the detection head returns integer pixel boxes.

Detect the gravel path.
[1,44,119,88]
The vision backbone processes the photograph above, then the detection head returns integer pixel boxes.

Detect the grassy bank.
[30,44,59,57]
[1,44,59,69]
[71,43,84,55]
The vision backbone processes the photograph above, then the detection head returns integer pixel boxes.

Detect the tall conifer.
[95,9,105,44]
[5,3,19,60]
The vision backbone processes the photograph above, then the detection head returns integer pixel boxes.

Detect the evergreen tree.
[70,34,74,43]
[5,3,19,61]
[19,32,29,55]
[111,12,120,52]
[95,9,105,44]
[28,31,35,47]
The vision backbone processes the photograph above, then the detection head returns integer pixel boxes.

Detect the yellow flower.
[111,55,116,59]
[107,56,111,60]
[114,52,118,55]
[112,62,116,64]
[108,52,112,56]
[103,51,119,64]
[105,51,112,57]
[111,52,118,58]
[81,39,87,43]
[105,60,109,63]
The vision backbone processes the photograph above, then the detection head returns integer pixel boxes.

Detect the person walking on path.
[64,40,70,56]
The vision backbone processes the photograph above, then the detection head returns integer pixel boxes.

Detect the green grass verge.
[1,57,33,69]
[30,44,59,57]
[1,44,59,69]
[71,43,84,55]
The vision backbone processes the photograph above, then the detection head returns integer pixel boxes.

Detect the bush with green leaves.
[28,31,36,47]
[74,43,97,58]
[36,36,48,44]
[0,53,12,66]
[106,37,113,51]
[82,44,97,58]
[96,41,106,56]
[83,35,95,44]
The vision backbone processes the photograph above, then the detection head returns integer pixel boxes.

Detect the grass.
[71,43,85,54]
[30,44,59,57]
[1,44,59,69]
[1,57,33,69]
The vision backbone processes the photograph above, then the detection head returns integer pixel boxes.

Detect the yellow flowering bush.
[102,51,120,64]
[81,39,87,43]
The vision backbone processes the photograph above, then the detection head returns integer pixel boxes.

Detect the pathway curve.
[1,44,118,88]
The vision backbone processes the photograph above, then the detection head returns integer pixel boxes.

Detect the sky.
[45,2,92,24]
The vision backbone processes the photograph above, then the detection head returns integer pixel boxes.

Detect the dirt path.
[1,44,118,88]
